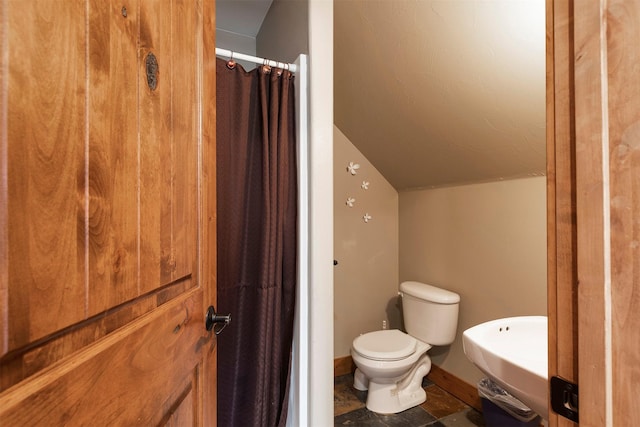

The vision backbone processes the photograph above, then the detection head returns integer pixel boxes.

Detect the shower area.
[214,0,334,425]
[215,48,306,427]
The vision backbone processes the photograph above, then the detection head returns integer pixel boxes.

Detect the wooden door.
[0,1,217,425]
[573,1,640,425]
[548,1,640,425]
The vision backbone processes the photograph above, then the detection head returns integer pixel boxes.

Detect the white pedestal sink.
[462,316,548,419]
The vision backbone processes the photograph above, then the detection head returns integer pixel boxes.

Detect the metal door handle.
[205,305,231,335]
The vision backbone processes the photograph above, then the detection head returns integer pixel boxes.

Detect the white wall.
[333,126,400,357]
[307,1,333,425]
[399,177,547,386]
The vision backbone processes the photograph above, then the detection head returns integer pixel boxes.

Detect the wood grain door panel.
[4,0,88,352]
[1,0,216,424]
[88,0,143,315]
[0,290,205,426]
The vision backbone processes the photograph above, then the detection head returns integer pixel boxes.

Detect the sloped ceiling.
[334,0,546,190]
[216,0,272,38]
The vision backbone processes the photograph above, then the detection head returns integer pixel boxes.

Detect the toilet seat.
[353,330,416,361]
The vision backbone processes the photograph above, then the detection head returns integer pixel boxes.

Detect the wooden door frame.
[547,0,637,425]
[546,0,580,426]
[203,0,217,424]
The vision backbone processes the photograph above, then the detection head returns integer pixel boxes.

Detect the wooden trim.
[334,355,355,377]
[426,364,482,413]
[596,3,640,426]
[545,0,560,422]
[201,0,217,425]
[574,2,608,426]
[333,356,481,412]
[547,1,580,425]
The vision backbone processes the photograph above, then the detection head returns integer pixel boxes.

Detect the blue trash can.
[478,378,540,427]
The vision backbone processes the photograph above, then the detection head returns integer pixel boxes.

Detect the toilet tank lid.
[400,281,460,304]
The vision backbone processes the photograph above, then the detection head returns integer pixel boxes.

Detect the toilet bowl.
[350,281,460,414]
[352,329,432,414]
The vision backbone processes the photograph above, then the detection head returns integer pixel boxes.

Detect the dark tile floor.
[334,373,486,427]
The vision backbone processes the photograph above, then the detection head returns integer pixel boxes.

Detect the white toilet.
[351,280,460,414]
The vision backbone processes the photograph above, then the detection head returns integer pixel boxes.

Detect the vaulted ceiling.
[218,0,547,191]
[334,0,546,190]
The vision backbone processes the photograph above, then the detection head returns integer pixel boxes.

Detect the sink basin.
[462,316,548,418]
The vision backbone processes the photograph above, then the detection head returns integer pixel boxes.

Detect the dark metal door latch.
[550,376,579,423]
[205,305,231,335]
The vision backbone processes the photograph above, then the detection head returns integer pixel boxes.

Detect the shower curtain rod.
[215,47,298,73]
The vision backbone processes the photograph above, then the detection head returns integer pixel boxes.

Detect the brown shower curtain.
[216,57,297,427]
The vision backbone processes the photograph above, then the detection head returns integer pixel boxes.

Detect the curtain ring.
[262,58,271,74]
[275,63,288,78]
[226,51,236,70]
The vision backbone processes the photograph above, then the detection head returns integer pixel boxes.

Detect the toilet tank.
[400,281,460,346]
